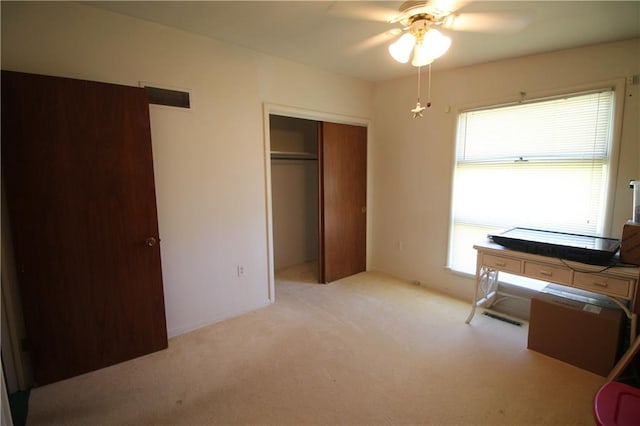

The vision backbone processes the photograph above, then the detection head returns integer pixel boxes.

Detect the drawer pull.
[539,270,552,277]
[593,282,609,288]
[495,261,507,267]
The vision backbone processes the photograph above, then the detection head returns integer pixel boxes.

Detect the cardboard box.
[621,221,640,265]
[528,291,624,376]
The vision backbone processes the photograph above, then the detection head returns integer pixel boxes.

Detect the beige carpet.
[26,269,604,425]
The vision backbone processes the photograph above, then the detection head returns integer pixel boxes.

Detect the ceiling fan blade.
[345,29,403,56]
[327,2,400,23]
[389,0,470,24]
[424,0,471,17]
[442,11,532,33]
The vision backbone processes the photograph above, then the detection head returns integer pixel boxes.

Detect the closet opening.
[269,114,320,284]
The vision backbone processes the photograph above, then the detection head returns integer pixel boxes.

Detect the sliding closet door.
[319,122,367,283]
[1,71,168,385]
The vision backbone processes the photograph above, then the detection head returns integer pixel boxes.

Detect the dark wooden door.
[1,71,168,386]
[319,122,367,283]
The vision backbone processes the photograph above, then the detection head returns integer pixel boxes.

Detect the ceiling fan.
[394,0,531,66]
[333,1,530,117]
[335,0,530,66]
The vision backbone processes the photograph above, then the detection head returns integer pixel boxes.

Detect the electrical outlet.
[236,265,244,277]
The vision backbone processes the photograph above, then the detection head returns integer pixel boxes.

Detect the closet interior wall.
[269,115,319,280]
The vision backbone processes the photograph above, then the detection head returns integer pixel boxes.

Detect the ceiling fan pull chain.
[411,65,426,118]
[417,64,422,103]
[427,63,432,108]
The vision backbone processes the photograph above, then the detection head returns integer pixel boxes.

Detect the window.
[448,89,616,283]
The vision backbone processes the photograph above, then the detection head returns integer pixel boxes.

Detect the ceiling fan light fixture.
[411,42,433,67]
[388,32,416,63]
[389,24,451,66]
[422,28,451,60]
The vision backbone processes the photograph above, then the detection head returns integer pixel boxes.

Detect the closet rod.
[270,151,318,161]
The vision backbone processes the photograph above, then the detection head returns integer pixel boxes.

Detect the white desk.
[466,241,640,380]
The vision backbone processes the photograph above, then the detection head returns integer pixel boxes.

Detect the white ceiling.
[88,1,640,82]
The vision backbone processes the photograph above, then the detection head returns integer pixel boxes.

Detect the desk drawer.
[524,261,572,285]
[572,272,632,298]
[482,254,521,274]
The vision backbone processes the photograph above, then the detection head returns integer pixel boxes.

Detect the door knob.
[145,237,158,247]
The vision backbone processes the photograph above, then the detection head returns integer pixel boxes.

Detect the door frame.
[262,103,370,302]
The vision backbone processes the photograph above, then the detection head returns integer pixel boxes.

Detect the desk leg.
[604,298,637,348]
[607,332,640,382]
[465,267,482,324]
[466,266,499,324]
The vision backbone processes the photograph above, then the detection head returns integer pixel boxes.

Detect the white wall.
[271,159,319,271]
[0,2,373,337]
[370,38,640,302]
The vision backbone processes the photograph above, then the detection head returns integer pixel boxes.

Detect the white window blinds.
[449,89,615,276]
[456,91,613,162]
